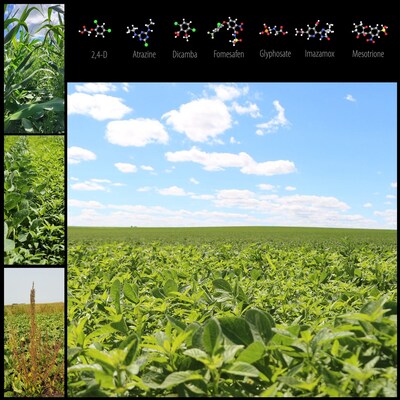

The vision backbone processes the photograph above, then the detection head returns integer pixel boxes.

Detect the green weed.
[4,284,64,397]
[4,135,65,265]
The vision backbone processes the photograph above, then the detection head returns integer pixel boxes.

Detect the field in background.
[4,302,64,315]
[68,226,396,244]
[4,302,64,396]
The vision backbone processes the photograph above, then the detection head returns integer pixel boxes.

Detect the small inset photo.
[4,135,65,265]
[4,4,65,134]
[4,268,65,397]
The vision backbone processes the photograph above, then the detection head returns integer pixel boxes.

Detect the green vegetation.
[4,285,64,397]
[68,226,396,245]
[4,135,64,265]
[5,302,64,316]
[68,227,397,397]
[4,4,64,133]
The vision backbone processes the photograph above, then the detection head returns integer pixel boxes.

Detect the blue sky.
[4,268,64,304]
[67,83,397,229]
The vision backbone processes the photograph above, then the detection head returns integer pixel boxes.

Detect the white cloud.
[162,99,232,142]
[68,205,258,228]
[70,177,79,181]
[231,101,261,118]
[91,178,112,183]
[67,191,391,229]
[191,194,214,200]
[256,100,290,135]
[209,84,248,101]
[257,183,276,191]
[214,190,351,213]
[115,163,137,173]
[165,147,296,176]
[140,165,154,171]
[71,181,106,191]
[363,202,373,208]
[391,181,397,188]
[68,93,132,121]
[384,201,392,205]
[241,160,296,176]
[345,94,356,102]
[374,209,397,228]
[386,194,396,199]
[106,118,169,147]
[229,136,241,144]
[68,199,105,209]
[285,186,296,191]
[208,190,380,228]
[137,186,152,192]
[70,178,125,190]
[121,83,130,92]
[190,178,199,185]
[68,146,96,164]
[158,186,191,196]
[75,83,117,93]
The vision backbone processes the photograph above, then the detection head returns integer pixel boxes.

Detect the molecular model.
[295,20,334,40]
[78,19,111,38]
[352,22,388,44]
[127,19,155,47]
[174,19,196,42]
[259,24,288,37]
[207,17,244,46]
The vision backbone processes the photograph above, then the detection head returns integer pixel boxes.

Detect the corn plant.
[4,4,64,133]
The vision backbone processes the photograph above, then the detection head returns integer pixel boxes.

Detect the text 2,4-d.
[91,50,108,60]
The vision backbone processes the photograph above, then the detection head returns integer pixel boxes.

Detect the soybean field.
[67,227,397,397]
[4,135,65,265]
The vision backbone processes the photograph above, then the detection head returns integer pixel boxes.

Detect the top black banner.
[66,10,399,82]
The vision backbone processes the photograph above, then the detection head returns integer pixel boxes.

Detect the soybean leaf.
[219,316,254,346]
[110,279,121,314]
[245,308,275,344]
[123,282,139,303]
[237,341,265,364]
[164,279,178,295]
[213,278,232,293]
[222,362,260,377]
[5,239,15,252]
[202,317,222,356]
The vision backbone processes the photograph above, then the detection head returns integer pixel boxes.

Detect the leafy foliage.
[68,231,397,397]
[4,4,64,133]
[4,299,64,397]
[4,136,64,265]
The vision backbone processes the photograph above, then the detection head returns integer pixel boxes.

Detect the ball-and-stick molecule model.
[259,24,288,37]
[352,22,388,44]
[127,19,155,47]
[295,20,334,41]
[174,19,196,42]
[78,19,111,38]
[207,17,244,46]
